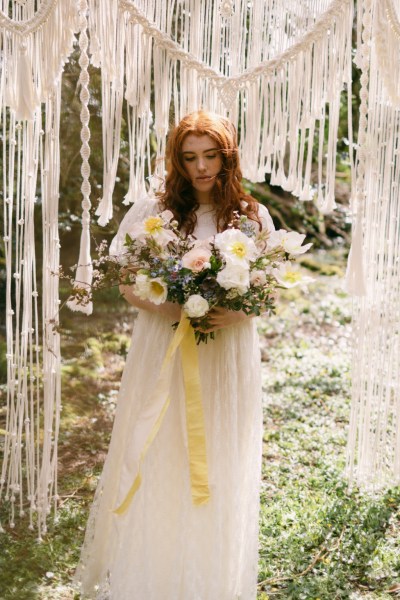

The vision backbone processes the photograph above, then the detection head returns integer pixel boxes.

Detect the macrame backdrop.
[0,0,79,536]
[1,0,399,532]
[346,0,400,490]
[90,0,354,230]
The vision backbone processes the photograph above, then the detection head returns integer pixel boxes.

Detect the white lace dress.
[73,197,275,600]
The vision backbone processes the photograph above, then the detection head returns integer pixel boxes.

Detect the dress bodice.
[193,204,218,240]
[110,196,275,257]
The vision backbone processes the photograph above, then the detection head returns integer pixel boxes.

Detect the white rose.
[250,269,267,286]
[216,264,250,295]
[184,294,209,318]
[133,273,151,299]
[182,247,212,272]
[214,229,258,266]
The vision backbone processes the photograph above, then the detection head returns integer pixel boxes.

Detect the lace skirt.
[73,310,263,600]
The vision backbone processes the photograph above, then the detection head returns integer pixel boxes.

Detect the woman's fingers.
[192,307,248,333]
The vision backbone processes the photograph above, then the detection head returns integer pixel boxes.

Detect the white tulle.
[73,197,274,600]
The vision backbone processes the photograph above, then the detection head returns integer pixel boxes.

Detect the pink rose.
[182,247,212,272]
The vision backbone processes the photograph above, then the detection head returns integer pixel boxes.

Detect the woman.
[74,111,275,599]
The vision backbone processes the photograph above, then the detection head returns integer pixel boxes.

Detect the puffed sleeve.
[109,195,160,257]
[257,202,275,233]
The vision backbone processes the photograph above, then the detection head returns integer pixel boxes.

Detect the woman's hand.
[195,306,250,333]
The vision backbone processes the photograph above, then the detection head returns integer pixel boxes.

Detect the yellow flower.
[144,216,164,235]
[230,241,247,259]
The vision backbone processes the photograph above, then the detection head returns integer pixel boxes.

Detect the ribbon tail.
[113,315,190,515]
[113,394,171,516]
[180,323,210,506]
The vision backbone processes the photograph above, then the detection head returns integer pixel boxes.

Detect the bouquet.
[67,209,312,343]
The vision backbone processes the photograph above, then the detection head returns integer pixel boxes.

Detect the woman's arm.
[119,282,182,321]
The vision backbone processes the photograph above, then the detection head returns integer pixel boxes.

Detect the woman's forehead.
[181,134,218,153]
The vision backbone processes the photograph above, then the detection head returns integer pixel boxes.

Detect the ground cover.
[0,249,399,599]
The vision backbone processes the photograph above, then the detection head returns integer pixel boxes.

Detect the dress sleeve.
[109,195,160,256]
[257,202,275,233]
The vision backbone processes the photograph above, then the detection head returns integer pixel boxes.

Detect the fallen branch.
[257,526,346,588]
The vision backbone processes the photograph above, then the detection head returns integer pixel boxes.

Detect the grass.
[0,248,399,599]
[258,249,400,599]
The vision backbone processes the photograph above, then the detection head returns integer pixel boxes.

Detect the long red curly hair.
[159,111,261,235]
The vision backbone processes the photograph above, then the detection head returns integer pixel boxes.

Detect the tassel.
[95,191,113,227]
[345,213,366,296]
[15,44,39,121]
[67,225,93,315]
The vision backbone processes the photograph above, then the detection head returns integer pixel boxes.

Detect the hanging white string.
[346,0,400,490]
[0,0,78,535]
[344,0,371,297]
[93,0,125,227]
[86,0,352,226]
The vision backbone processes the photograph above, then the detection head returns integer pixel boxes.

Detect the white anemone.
[214,229,258,266]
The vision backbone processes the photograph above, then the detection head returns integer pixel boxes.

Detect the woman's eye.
[183,157,195,162]
[205,154,217,159]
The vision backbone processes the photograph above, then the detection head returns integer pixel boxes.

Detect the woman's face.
[181,134,223,203]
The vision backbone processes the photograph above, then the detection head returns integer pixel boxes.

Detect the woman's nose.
[197,158,206,172]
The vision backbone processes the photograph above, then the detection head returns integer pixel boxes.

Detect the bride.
[74,110,275,599]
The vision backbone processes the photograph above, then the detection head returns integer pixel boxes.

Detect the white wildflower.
[273,262,314,288]
[214,229,258,266]
[268,229,312,255]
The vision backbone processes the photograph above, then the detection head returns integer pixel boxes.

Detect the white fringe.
[0,0,78,536]
[346,0,400,491]
[87,0,353,221]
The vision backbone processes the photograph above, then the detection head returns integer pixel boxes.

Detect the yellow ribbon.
[0,429,9,436]
[114,314,210,515]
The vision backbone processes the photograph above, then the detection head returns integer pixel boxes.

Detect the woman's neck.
[195,190,213,205]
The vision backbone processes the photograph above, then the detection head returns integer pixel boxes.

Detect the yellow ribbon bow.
[114,314,210,515]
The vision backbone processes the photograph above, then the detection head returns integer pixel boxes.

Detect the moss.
[300,257,345,276]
